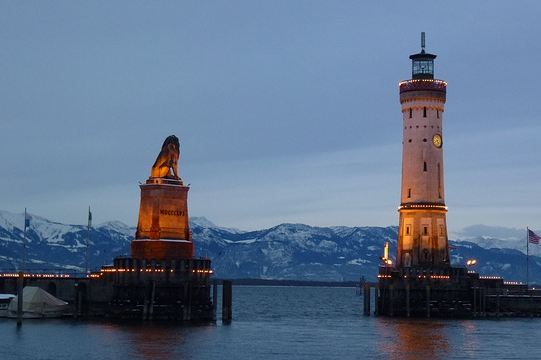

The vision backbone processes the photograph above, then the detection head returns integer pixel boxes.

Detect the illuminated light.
[191,269,214,274]
[399,79,447,93]
[398,204,448,211]
[0,273,73,278]
[466,259,477,266]
[431,275,450,280]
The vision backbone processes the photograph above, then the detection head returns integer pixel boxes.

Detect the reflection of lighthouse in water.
[396,32,450,269]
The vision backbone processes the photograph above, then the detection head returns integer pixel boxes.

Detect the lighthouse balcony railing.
[399,79,447,93]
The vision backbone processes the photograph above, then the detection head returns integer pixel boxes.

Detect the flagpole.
[86,207,91,276]
[527,227,530,288]
[23,208,27,272]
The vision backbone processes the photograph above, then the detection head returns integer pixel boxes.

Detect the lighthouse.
[374,33,539,318]
[396,32,449,268]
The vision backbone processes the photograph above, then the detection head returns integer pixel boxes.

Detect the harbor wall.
[0,257,214,321]
[375,266,541,318]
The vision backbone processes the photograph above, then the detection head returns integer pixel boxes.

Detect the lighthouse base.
[376,266,540,318]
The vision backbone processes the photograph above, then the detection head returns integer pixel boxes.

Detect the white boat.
[7,286,68,319]
[0,294,15,317]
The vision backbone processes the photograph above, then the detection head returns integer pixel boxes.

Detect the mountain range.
[1,210,540,284]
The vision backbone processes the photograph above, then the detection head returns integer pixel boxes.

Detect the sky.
[1,1,540,234]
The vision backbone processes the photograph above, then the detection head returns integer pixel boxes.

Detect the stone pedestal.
[131,178,194,259]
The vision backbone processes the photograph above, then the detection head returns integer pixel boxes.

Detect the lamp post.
[466,259,477,267]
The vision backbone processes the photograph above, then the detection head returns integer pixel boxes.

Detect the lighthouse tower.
[375,34,525,319]
[396,33,449,268]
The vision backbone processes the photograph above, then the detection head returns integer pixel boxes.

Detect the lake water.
[2,285,538,359]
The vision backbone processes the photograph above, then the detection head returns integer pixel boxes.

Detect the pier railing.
[0,269,89,279]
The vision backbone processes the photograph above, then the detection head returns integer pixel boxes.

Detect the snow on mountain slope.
[0,210,539,283]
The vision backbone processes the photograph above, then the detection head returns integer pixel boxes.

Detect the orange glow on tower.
[396,33,450,268]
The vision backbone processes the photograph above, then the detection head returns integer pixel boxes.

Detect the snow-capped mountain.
[0,210,133,273]
[1,210,540,283]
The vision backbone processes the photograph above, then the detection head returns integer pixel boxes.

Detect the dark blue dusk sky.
[1,1,540,234]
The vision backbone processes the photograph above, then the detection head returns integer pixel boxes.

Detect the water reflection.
[375,318,451,359]
[127,324,186,359]
[459,320,480,357]
[99,322,214,360]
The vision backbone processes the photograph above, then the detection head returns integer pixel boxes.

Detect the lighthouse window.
[409,108,412,118]
[423,162,427,172]
[407,188,411,198]
[413,59,433,75]
[423,226,428,236]
[423,107,427,118]
[437,109,440,118]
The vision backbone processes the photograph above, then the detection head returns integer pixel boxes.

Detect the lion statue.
[150,135,181,179]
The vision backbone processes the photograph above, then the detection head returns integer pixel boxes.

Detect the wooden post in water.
[17,271,23,326]
[222,280,232,324]
[73,282,79,319]
[148,280,155,320]
[212,280,218,321]
[183,282,191,321]
[482,287,486,317]
[473,287,477,317]
[426,285,431,318]
[363,284,371,316]
[406,283,410,317]
[374,283,379,316]
[143,286,148,320]
[78,288,83,317]
[389,284,394,317]
[530,292,534,319]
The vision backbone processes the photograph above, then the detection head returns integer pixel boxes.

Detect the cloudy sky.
[1,1,540,233]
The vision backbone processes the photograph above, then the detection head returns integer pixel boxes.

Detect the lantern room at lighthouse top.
[409,32,436,80]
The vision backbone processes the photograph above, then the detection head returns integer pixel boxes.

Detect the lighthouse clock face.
[432,133,442,148]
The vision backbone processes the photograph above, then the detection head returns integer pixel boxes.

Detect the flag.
[529,229,540,245]
[88,208,92,228]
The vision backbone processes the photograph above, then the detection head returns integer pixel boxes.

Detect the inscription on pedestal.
[160,209,186,216]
